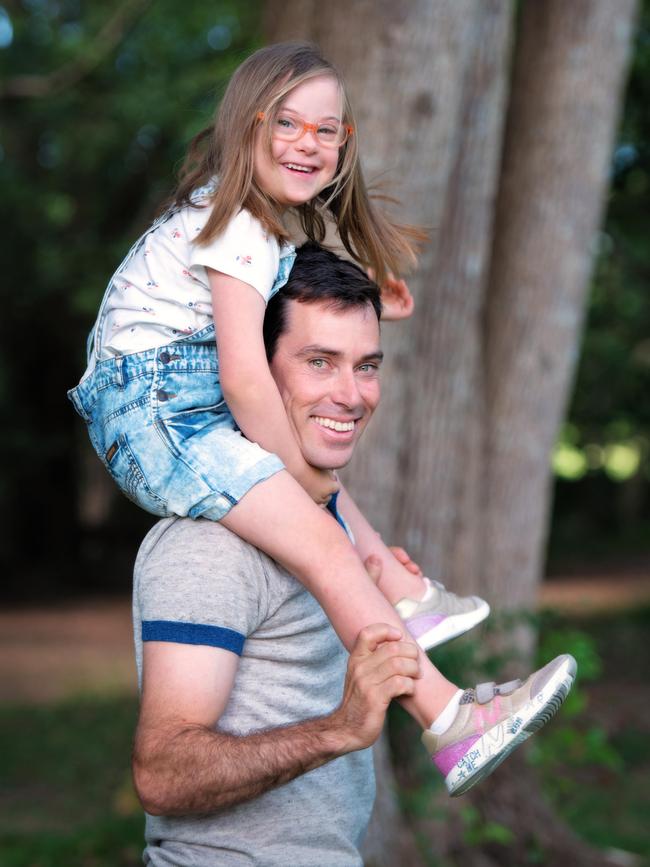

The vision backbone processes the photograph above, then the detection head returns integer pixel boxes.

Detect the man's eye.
[309,358,327,369]
[358,363,378,373]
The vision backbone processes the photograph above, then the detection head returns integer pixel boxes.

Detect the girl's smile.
[253,75,342,209]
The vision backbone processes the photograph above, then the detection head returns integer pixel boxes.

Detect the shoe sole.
[446,654,577,797]
[413,600,490,651]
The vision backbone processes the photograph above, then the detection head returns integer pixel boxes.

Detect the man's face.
[270,299,382,470]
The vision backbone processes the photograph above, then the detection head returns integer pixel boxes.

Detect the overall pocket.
[104,433,168,516]
[153,365,232,455]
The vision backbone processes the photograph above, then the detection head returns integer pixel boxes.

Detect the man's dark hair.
[264,242,382,361]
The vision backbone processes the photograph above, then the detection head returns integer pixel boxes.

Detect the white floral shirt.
[95,187,295,360]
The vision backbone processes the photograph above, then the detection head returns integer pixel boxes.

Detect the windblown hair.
[171,41,425,285]
[263,242,382,362]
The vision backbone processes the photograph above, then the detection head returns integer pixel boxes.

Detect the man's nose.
[331,370,362,407]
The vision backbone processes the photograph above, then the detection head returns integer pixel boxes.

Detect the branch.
[1,0,152,99]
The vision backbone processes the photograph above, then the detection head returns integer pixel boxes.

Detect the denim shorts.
[68,325,284,521]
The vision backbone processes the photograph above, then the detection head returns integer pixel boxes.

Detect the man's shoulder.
[135,516,272,576]
[133,518,297,642]
[134,517,297,601]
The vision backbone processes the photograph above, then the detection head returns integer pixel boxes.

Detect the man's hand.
[365,548,424,581]
[330,624,420,752]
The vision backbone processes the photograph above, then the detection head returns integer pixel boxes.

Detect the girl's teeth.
[314,416,355,432]
[286,163,312,173]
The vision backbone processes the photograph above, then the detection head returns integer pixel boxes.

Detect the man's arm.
[132,623,420,816]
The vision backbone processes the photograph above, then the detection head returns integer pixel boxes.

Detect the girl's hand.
[388,546,423,577]
[368,269,415,321]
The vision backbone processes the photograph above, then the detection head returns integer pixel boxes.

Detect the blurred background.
[0,1,649,865]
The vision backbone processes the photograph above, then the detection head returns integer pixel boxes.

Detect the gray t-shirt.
[133,517,375,867]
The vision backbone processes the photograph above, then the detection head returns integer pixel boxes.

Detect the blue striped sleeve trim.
[142,620,245,655]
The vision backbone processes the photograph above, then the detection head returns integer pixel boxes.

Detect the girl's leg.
[336,484,490,655]
[220,470,458,730]
[335,484,427,603]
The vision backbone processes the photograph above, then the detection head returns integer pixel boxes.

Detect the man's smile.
[312,415,357,433]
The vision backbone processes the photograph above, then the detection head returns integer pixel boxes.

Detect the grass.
[0,695,143,867]
[532,607,650,862]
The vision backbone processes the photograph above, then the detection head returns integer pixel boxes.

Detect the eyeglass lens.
[274,113,348,147]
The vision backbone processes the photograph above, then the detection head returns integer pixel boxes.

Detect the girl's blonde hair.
[173,41,424,284]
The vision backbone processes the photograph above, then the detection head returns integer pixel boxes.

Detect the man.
[131,243,416,866]
[131,243,575,865]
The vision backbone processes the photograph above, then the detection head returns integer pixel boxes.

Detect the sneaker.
[395,578,490,651]
[422,654,577,796]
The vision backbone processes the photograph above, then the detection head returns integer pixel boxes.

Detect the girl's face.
[253,75,342,209]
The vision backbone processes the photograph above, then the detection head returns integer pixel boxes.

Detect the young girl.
[69,42,575,796]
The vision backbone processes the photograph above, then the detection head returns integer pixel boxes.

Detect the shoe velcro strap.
[475,682,496,704]
[475,679,522,704]
[495,679,521,696]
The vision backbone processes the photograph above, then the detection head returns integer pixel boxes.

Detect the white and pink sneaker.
[422,654,577,796]
[395,578,490,651]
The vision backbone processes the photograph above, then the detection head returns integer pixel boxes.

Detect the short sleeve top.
[96,184,295,359]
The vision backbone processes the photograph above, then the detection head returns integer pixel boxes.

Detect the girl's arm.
[334,484,390,563]
[209,268,336,504]
[335,484,426,602]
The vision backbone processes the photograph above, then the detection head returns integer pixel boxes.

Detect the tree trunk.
[460,4,637,859]
[267,0,514,584]
[267,4,513,865]
[266,1,637,864]
[482,0,638,617]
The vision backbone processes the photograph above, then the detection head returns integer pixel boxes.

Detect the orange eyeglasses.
[257,111,353,148]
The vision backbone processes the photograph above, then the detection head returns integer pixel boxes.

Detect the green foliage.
[531,614,650,859]
[1,0,261,319]
[531,619,622,773]
[391,610,650,862]
[1,818,144,867]
[567,2,650,449]
[0,694,142,866]
[460,805,515,848]
[0,1,261,591]
[549,0,650,561]
[537,622,602,683]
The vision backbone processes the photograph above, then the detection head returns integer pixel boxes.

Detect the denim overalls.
[68,209,295,521]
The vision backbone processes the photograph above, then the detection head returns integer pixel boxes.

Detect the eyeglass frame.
[256,111,354,149]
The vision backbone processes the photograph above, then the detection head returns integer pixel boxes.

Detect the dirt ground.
[0,598,136,704]
[1,571,649,706]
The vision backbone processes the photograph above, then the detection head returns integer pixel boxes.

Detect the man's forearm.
[133,713,349,816]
